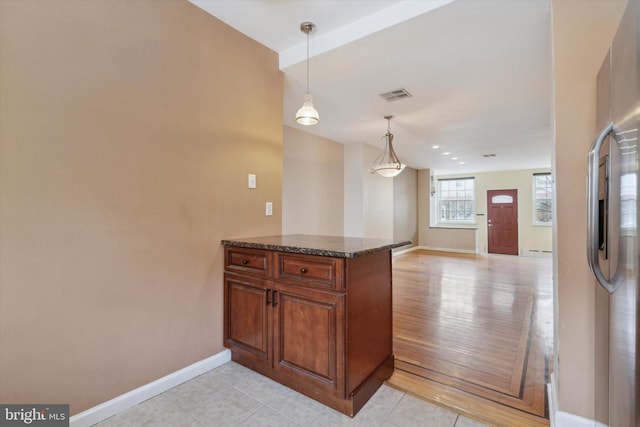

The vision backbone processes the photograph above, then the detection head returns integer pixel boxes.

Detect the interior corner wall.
[551,0,627,419]
[344,143,365,237]
[344,143,394,239]
[393,167,418,248]
[0,0,283,414]
[417,169,431,247]
[282,126,344,235]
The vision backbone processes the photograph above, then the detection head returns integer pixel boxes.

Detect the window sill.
[430,225,478,230]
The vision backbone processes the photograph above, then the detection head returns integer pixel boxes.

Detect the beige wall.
[393,167,418,248]
[6,1,626,421]
[343,143,394,239]
[0,0,283,414]
[283,135,417,244]
[282,126,344,235]
[551,0,627,419]
[343,143,365,237]
[418,168,552,254]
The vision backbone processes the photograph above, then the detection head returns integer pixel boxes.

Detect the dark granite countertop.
[221,234,411,259]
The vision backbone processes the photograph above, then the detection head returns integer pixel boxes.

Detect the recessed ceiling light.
[432,145,440,149]
[443,152,450,155]
[452,157,459,160]
[459,161,465,164]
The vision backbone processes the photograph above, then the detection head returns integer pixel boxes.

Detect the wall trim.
[393,245,478,257]
[418,245,477,254]
[523,249,553,258]
[554,411,600,427]
[393,245,420,256]
[548,373,557,426]
[69,349,231,427]
[550,373,604,427]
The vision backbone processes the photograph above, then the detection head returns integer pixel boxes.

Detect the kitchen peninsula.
[221,234,410,416]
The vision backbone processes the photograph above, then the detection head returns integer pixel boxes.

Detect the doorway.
[487,189,519,255]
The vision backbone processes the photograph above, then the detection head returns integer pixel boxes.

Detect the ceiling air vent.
[482,154,497,158]
[379,88,412,102]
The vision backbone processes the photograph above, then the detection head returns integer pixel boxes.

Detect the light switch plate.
[265,202,273,216]
[248,174,256,189]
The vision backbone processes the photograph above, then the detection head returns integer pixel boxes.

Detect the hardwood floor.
[387,250,553,427]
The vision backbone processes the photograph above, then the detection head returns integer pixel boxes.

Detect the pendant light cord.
[305,29,310,94]
[295,22,318,126]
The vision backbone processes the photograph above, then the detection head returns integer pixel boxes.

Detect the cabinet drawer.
[225,247,273,277]
[276,253,344,291]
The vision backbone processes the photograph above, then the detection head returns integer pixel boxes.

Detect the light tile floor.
[94,362,490,427]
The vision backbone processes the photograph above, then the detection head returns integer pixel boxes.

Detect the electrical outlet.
[266,202,273,216]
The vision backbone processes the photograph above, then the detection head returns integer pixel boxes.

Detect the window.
[533,173,552,225]
[491,195,513,204]
[438,178,475,223]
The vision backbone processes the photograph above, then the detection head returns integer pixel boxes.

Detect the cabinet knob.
[242,259,248,265]
[300,267,307,274]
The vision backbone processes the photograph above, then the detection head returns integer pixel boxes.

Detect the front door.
[487,189,518,255]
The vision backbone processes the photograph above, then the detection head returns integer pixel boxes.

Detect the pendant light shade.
[296,22,319,126]
[369,116,406,178]
[296,94,319,125]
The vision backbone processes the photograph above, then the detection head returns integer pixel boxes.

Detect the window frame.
[437,177,476,225]
[533,173,552,226]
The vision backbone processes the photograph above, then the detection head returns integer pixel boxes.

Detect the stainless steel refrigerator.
[587,1,639,426]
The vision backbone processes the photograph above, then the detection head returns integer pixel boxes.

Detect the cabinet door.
[272,282,345,398]
[224,273,272,365]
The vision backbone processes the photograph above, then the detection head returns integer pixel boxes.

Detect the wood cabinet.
[223,243,395,417]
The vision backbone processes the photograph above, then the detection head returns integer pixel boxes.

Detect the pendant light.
[369,115,406,177]
[295,22,319,126]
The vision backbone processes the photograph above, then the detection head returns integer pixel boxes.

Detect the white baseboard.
[392,245,477,256]
[549,373,603,427]
[419,245,477,254]
[523,249,553,258]
[548,373,557,426]
[393,246,420,256]
[554,411,600,427]
[70,349,231,427]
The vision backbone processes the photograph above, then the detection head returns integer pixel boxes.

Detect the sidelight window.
[438,177,475,223]
[533,173,552,225]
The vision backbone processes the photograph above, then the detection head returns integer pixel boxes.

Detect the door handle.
[266,288,271,305]
[587,122,617,293]
[271,290,278,307]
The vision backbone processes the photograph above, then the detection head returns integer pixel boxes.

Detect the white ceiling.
[190,0,552,175]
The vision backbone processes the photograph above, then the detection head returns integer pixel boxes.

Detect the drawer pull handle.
[241,259,248,265]
[300,267,307,274]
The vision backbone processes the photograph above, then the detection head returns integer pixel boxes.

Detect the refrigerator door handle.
[587,122,616,293]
